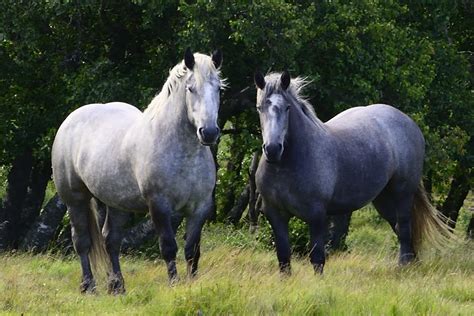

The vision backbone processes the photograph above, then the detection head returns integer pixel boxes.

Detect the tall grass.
[1,212,473,315]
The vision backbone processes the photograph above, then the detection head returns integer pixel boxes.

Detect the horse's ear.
[184,47,195,70]
[212,49,223,69]
[254,71,266,90]
[281,70,290,90]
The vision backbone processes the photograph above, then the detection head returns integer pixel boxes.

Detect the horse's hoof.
[313,264,324,275]
[398,253,416,266]
[186,261,198,280]
[108,286,126,295]
[107,274,126,295]
[249,225,259,234]
[279,263,292,277]
[186,270,198,281]
[168,275,180,287]
[80,279,96,294]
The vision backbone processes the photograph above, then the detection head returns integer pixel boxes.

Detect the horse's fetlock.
[80,278,96,294]
[313,263,324,275]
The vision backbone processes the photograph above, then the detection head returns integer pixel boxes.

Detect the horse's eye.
[286,106,291,111]
[187,86,194,93]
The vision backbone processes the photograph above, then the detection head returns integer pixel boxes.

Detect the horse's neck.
[288,101,328,146]
[141,91,199,150]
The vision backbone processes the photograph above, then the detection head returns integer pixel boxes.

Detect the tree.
[0,0,472,253]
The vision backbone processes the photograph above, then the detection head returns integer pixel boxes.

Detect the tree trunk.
[220,137,246,219]
[55,223,73,254]
[20,193,67,252]
[208,142,219,222]
[19,160,52,242]
[0,149,33,250]
[440,163,472,227]
[217,85,257,220]
[248,151,260,231]
[121,219,156,252]
[227,185,250,225]
[468,214,474,239]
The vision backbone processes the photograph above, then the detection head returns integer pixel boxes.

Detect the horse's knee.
[159,235,178,262]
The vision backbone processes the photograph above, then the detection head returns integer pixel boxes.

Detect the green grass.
[1,217,473,315]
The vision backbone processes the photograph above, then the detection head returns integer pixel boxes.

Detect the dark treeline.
[0,0,472,253]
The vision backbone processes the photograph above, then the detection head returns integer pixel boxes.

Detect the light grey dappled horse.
[254,71,454,275]
[52,49,223,293]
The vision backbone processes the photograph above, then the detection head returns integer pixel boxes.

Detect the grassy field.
[0,208,473,315]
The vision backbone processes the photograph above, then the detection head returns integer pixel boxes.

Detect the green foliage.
[0,0,472,222]
[215,110,261,218]
[0,165,8,199]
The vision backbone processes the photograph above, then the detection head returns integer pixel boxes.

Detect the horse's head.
[183,48,223,146]
[254,71,292,163]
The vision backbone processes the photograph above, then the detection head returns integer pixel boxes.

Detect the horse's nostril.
[263,143,283,162]
[199,126,219,144]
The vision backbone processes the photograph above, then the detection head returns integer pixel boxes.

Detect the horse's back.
[52,102,144,206]
[327,104,424,153]
[53,102,141,164]
[327,104,425,193]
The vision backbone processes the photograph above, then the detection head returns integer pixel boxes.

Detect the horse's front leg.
[103,206,130,294]
[309,208,327,274]
[264,203,291,275]
[184,200,212,279]
[149,198,179,284]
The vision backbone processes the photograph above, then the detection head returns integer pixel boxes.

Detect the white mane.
[262,73,320,126]
[144,53,225,116]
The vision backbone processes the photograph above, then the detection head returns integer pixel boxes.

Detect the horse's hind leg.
[103,207,129,294]
[326,213,352,251]
[68,200,96,293]
[373,192,398,235]
[373,189,416,265]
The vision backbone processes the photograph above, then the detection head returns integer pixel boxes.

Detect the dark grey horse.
[52,48,223,293]
[254,71,454,274]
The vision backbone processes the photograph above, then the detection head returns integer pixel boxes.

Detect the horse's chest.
[150,150,215,207]
[257,168,301,208]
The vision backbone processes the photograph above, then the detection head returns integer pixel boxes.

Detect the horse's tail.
[411,181,458,254]
[88,198,110,276]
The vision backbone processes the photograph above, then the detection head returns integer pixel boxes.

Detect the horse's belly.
[167,175,215,213]
[84,172,148,212]
[327,198,372,214]
[327,181,385,213]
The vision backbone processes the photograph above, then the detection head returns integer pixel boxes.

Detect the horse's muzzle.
[263,143,283,163]
[198,126,220,145]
